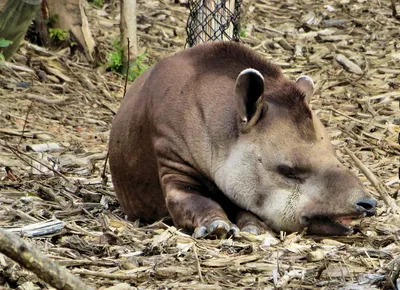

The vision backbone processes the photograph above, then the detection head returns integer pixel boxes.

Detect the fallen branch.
[25,42,55,56]
[0,228,94,290]
[0,60,35,73]
[343,146,400,213]
[25,94,73,106]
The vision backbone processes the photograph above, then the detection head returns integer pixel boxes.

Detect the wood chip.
[335,54,363,74]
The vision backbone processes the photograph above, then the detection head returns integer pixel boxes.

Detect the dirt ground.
[0,0,399,289]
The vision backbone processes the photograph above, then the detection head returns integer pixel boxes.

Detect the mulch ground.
[0,0,399,289]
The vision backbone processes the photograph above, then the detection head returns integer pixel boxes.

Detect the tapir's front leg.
[161,175,239,239]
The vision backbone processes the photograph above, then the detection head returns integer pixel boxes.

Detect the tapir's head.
[216,68,377,236]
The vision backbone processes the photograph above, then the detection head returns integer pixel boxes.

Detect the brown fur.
[109,41,375,235]
[109,42,291,221]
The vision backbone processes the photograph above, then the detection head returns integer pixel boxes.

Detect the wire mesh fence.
[185,0,242,47]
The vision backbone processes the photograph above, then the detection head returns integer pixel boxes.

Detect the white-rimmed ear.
[235,68,265,129]
[296,75,315,104]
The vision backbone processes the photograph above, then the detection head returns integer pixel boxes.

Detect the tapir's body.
[109,41,376,237]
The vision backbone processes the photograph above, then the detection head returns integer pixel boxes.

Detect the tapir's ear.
[295,75,315,104]
[235,68,265,129]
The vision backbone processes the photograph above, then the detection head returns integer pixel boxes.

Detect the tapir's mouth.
[301,213,367,236]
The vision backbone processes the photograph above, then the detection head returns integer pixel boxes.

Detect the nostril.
[356,198,377,214]
[357,202,373,211]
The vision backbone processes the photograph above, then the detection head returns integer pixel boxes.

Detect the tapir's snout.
[299,190,378,236]
[356,198,377,217]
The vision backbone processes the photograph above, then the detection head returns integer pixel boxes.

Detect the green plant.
[239,25,247,38]
[128,53,149,81]
[0,38,13,61]
[107,39,149,81]
[89,0,103,7]
[49,28,68,42]
[45,15,58,26]
[107,39,123,72]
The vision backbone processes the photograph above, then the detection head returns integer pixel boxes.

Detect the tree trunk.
[120,0,138,73]
[0,0,41,60]
[32,0,51,47]
[45,0,96,62]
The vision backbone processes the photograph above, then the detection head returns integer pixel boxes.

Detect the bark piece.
[335,54,363,74]
[0,228,95,290]
[2,219,65,237]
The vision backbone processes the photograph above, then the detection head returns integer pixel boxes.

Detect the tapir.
[108,41,377,238]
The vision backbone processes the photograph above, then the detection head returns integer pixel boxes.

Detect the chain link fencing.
[185,0,242,47]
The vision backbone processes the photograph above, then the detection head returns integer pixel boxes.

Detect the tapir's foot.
[193,218,240,239]
[241,224,263,235]
[236,211,268,236]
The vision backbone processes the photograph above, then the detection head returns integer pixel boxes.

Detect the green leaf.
[0,53,4,61]
[0,38,12,48]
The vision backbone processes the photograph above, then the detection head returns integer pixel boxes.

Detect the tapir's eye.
[278,165,298,180]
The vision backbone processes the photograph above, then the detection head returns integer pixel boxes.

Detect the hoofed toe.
[193,219,239,239]
[241,224,261,235]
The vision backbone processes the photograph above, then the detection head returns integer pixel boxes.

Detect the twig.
[2,142,52,177]
[0,140,71,184]
[9,209,39,222]
[340,254,355,281]
[101,152,109,186]
[11,147,68,181]
[364,250,377,269]
[338,262,346,284]
[343,146,400,213]
[97,100,117,115]
[18,100,35,146]
[25,94,72,106]
[25,42,55,56]
[331,108,369,124]
[192,243,204,283]
[0,229,94,290]
[123,37,130,98]
[72,267,150,280]
[1,61,35,73]
[57,259,116,267]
